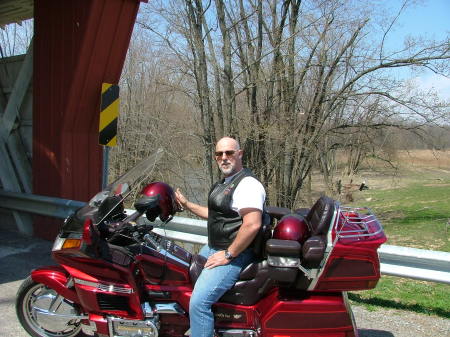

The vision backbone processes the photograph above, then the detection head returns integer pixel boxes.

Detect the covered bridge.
[0,0,146,239]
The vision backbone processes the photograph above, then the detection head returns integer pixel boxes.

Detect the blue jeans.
[189,245,254,337]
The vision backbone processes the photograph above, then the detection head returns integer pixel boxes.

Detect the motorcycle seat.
[189,254,275,306]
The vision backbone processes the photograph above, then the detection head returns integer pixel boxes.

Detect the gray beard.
[219,164,234,176]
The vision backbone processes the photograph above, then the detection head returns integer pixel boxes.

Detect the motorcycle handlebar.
[143,233,161,251]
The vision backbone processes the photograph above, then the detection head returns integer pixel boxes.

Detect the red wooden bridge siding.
[33,0,145,239]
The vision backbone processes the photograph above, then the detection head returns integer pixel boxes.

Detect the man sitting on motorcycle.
[175,136,266,337]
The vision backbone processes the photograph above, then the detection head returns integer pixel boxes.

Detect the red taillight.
[82,218,93,245]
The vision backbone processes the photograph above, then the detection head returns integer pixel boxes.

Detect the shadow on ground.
[349,293,450,319]
[0,229,53,284]
[358,329,395,337]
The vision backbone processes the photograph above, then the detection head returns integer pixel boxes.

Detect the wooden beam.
[0,38,33,139]
[0,39,33,235]
[0,143,33,235]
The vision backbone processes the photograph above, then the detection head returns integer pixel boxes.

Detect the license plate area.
[108,317,158,337]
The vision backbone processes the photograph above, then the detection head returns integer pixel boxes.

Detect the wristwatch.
[224,250,234,260]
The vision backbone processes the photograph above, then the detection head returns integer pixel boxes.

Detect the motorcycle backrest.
[305,196,335,236]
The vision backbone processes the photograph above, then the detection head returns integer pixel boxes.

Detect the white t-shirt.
[223,176,266,215]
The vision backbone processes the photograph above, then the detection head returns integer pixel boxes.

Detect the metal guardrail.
[1,190,449,284]
[0,190,86,219]
[379,245,450,284]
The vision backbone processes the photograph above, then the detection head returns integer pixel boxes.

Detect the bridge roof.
[0,0,33,27]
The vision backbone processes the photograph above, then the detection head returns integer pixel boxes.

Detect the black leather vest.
[207,168,256,249]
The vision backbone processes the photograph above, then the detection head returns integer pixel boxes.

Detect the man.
[175,136,266,337]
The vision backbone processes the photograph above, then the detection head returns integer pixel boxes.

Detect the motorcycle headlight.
[52,235,82,251]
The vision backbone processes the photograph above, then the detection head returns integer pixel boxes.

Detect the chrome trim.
[48,294,64,312]
[89,320,97,333]
[142,302,154,317]
[74,278,134,294]
[52,237,65,251]
[33,307,88,320]
[97,283,133,294]
[108,316,159,337]
[154,302,185,315]
[74,278,97,288]
[65,277,74,288]
[307,201,339,290]
[335,206,384,239]
[217,329,259,337]
[297,264,318,280]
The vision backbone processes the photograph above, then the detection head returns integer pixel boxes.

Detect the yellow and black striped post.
[99,83,119,146]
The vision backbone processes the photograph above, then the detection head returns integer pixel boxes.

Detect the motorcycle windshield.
[86,148,164,224]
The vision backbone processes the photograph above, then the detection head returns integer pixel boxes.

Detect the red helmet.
[273,214,310,244]
[140,182,178,222]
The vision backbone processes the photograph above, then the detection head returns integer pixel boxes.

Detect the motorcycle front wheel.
[16,276,83,337]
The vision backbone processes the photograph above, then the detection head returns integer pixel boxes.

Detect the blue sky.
[390,0,449,40]
[382,0,450,99]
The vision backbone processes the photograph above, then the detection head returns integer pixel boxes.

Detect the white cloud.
[412,74,450,100]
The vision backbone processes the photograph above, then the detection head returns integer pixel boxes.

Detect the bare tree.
[137,0,449,208]
[0,20,33,57]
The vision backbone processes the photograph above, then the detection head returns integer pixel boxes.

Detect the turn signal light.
[62,239,81,249]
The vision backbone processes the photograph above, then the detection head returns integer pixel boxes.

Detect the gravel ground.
[353,305,450,337]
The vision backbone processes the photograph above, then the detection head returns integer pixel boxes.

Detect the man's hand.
[204,250,231,269]
[174,188,209,219]
[175,188,188,209]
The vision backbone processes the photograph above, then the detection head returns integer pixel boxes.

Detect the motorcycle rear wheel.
[16,276,83,337]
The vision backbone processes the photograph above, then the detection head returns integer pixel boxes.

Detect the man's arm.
[175,188,208,219]
[204,208,261,269]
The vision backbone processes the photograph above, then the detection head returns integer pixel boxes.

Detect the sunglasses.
[215,150,237,157]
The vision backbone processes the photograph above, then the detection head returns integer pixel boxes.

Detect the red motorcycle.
[16,149,386,337]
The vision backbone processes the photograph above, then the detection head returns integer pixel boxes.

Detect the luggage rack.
[333,206,384,240]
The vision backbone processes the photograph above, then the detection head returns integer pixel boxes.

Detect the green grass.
[353,182,450,252]
[347,178,450,317]
[349,277,450,318]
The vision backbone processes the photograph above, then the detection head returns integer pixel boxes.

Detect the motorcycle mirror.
[114,183,129,195]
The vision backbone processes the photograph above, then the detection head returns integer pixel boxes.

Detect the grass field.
[354,181,450,252]
[341,150,450,318]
